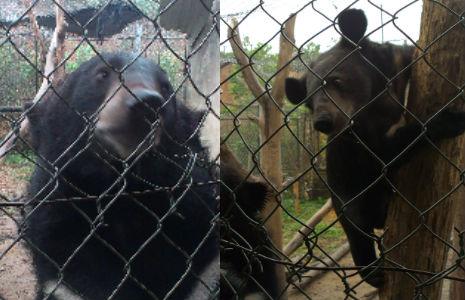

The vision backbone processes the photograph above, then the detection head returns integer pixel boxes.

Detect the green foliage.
[4,151,34,166]
[0,43,37,106]
[157,51,183,87]
[298,42,321,67]
[221,39,321,117]
[221,121,261,170]
[4,152,35,181]
[225,37,279,110]
[221,37,323,174]
[66,44,95,71]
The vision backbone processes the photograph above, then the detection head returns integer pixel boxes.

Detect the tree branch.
[220,141,244,170]
[0,0,68,165]
[24,0,47,66]
[271,14,296,104]
[53,1,68,82]
[227,18,267,105]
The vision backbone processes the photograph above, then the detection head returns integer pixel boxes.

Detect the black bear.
[220,144,280,300]
[285,9,465,287]
[23,52,218,299]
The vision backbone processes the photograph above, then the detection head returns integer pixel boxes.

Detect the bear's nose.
[126,89,164,110]
[313,114,333,134]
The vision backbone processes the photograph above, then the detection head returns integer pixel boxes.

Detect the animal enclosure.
[220,0,465,299]
[0,1,219,299]
[1,0,465,300]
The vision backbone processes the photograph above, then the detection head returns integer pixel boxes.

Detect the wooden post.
[449,191,465,299]
[228,14,296,298]
[379,1,465,299]
[294,181,300,214]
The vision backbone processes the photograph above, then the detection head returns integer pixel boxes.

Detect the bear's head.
[285,9,413,136]
[25,52,199,163]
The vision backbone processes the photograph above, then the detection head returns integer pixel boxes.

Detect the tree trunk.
[379,1,465,299]
[449,196,465,299]
[228,15,296,297]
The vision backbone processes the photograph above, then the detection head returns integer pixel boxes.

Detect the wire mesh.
[0,0,219,299]
[2,1,465,300]
[220,1,465,299]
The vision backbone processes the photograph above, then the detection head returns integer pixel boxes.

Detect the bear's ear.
[337,9,367,44]
[285,77,307,105]
[236,181,269,214]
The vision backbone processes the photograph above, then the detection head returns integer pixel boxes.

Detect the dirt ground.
[0,163,37,300]
[288,253,378,300]
[0,163,376,300]
[0,212,37,300]
[0,163,451,300]
[0,164,377,300]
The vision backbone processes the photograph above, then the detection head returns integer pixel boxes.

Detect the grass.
[0,152,35,200]
[282,192,345,260]
[4,152,35,181]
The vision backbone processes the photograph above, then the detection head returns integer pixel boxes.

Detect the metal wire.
[0,1,219,300]
[220,1,465,299]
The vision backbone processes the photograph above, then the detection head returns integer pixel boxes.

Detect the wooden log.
[291,242,350,287]
[284,198,332,256]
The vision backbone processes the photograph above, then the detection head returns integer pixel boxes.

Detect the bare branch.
[227,18,267,105]
[271,14,296,104]
[220,141,244,171]
[54,1,68,82]
[33,0,67,103]
[0,0,68,165]
[24,0,47,65]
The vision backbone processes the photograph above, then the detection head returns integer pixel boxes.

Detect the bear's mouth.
[94,86,165,160]
[94,116,163,160]
[313,114,333,134]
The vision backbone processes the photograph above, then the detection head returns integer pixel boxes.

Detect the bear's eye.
[329,77,344,90]
[97,69,109,79]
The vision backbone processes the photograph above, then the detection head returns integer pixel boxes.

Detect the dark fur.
[24,52,218,299]
[285,9,465,287]
[220,149,280,300]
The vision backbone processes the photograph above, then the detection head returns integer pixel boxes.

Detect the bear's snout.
[126,89,163,111]
[313,113,333,134]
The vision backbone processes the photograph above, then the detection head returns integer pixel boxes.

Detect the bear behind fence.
[23,52,219,300]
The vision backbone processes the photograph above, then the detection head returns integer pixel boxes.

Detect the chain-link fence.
[2,1,465,300]
[0,1,219,299]
[221,1,465,299]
